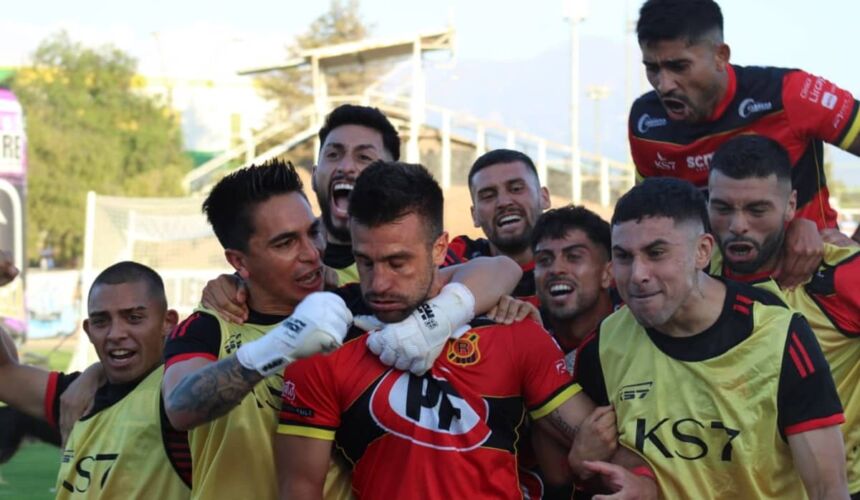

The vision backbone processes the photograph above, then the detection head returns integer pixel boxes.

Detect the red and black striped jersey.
[444,235,538,306]
[279,285,579,499]
[629,64,860,229]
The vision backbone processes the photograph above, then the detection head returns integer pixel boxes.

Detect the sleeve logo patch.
[821,92,838,110]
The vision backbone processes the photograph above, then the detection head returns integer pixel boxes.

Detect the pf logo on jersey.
[369,370,490,451]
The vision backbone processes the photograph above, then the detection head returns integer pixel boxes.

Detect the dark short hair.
[531,205,611,258]
[318,104,401,161]
[203,159,305,251]
[636,0,724,46]
[349,161,443,241]
[467,149,540,191]
[612,178,710,232]
[710,135,792,184]
[90,261,166,309]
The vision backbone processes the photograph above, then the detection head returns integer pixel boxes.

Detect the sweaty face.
[85,282,175,385]
[641,38,728,123]
[351,213,447,323]
[470,161,549,256]
[611,217,710,331]
[708,171,795,275]
[232,192,325,311]
[534,229,611,322]
[313,125,391,243]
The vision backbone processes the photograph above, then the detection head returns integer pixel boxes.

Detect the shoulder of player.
[465,316,550,340]
[726,278,788,309]
[168,310,221,340]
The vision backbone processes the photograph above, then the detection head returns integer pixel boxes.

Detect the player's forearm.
[164,355,263,430]
[441,256,522,313]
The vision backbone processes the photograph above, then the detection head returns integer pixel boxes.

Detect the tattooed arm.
[162,356,264,430]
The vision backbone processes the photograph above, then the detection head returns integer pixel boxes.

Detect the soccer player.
[205,104,401,324]
[532,205,617,371]
[312,104,402,285]
[161,159,522,500]
[161,160,355,500]
[517,206,620,499]
[628,0,860,285]
[0,261,190,499]
[576,177,849,499]
[444,149,551,305]
[276,161,656,499]
[707,135,860,498]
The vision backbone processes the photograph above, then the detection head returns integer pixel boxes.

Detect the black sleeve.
[49,371,81,428]
[163,311,222,366]
[777,314,844,439]
[573,333,610,406]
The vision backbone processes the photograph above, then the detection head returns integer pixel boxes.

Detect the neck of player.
[655,273,726,338]
[548,291,614,346]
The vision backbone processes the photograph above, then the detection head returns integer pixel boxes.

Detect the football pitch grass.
[0,442,59,499]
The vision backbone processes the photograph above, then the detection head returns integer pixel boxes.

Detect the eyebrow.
[324,142,379,152]
[267,220,320,247]
[89,306,147,317]
[353,250,412,262]
[612,238,671,253]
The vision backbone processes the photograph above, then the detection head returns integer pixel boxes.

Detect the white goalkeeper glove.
[360,282,475,375]
[237,292,352,376]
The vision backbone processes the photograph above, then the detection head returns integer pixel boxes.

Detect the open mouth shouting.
[295,266,324,291]
[329,180,355,219]
[660,96,691,121]
[724,239,760,264]
[106,347,138,369]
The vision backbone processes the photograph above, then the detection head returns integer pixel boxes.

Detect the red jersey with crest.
[630,64,860,229]
[278,288,579,499]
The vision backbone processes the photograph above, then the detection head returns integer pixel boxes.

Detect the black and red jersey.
[278,284,579,499]
[444,235,538,306]
[630,64,860,229]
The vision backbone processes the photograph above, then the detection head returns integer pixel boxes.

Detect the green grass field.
[0,442,59,499]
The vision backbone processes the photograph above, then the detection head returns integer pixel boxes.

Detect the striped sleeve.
[514,320,582,419]
[777,314,844,437]
[277,355,340,440]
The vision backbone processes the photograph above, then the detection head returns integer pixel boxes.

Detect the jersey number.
[62,453,119,493]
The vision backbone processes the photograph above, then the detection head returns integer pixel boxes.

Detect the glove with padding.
[237,292,352,376]
[363,282,475,375]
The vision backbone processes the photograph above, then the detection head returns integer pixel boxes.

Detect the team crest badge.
[447,332,480,366]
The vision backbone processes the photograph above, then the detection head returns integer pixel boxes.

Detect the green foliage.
[11,32,191,267]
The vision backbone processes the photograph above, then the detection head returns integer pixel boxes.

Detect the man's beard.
[320,203,351,244]
[721,230,785,275]
[490,231,532,257]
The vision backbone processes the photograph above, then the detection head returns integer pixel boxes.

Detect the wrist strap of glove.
[428,282,476,338]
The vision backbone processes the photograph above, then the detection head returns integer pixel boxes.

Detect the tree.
[12,32,191,267]
[256,0,374,116]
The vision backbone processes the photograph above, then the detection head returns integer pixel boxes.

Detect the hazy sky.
[4,0,859,177]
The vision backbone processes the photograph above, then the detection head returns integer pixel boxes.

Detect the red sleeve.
[513,320,579,415]
[278,353,341,438]
[782,70,860,147]
[443,236,470,267]
[777,314,844,437]
[45,371,81,428]
[163,312,221,367]
[828,253,860,335]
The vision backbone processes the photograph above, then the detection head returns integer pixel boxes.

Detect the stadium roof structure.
[236,28,455,75]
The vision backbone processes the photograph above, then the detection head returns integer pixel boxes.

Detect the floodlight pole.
[566,0,587,205]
